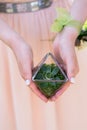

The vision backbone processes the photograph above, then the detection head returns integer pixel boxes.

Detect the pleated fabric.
[0,0,87,130]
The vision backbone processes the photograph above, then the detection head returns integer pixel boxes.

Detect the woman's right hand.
[12,39,48,103]
[0,18,48,102]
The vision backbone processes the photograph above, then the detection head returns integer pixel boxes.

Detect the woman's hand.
[0,18,48,102]
[9,35,48,102]
[12,40,48,103]
[50,26,79,101]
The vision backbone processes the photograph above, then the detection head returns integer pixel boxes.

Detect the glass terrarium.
[32,53,68,98]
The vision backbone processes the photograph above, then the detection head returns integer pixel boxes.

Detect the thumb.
[19,48,33,84]
[13,43,33,85]
[65,50,79,83]
[21,57,33,85]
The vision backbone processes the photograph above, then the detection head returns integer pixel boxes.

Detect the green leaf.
[51,8,71,32]
[46,65,51,73]
[51,19,63,32]
[34,64,66,98]
[51,66,59,77]
[82,20,87,30]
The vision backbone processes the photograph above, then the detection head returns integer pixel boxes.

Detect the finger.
[53,45,64,64]
[59,63,67,72]
[65,47,79,81]
[55,39,79,81]
[30,82,48,103]
[15,44,33,82]
[53,34,64,64]
[20,57,33,82]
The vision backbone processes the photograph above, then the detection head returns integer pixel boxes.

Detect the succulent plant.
[33,63,67,98]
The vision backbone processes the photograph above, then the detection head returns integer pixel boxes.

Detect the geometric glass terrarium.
[32,52,68,98]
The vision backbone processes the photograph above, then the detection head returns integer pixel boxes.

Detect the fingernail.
[70,77,75,84]
[25,79,30,86]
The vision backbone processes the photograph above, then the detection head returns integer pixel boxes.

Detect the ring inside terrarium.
[32,53,68,98]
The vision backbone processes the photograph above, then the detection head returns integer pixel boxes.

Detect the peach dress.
[0,0,87,130]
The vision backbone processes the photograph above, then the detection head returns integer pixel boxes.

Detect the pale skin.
[0,0,87,102]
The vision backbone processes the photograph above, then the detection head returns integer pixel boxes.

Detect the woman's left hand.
[50,26,79,101]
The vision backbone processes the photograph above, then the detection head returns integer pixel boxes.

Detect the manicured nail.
[70,77,75,84]
[25,79,30,86]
